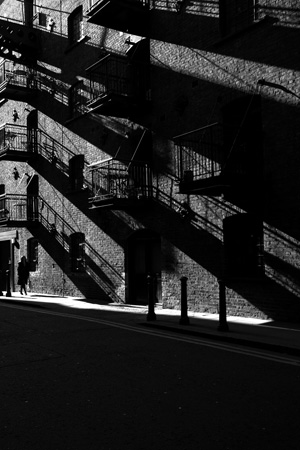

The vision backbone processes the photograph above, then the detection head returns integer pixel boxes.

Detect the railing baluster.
[174,123,222,182]
[89,159,152,203]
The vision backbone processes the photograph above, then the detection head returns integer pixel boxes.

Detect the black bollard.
[179,276,190,325]
[6,268,11,297]
[218,279,229,331]
[0,269,3,296]
[147,274,156,321]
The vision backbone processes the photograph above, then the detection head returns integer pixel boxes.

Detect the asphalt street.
[0,301,300,450]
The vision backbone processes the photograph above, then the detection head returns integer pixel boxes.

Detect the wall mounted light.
[13,109,19,122]
[13,167,20,180]
[13,236,20,249]
[47,17,55,32]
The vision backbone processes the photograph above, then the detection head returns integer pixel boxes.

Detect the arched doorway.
[0,230,17,294]
[127,229,161,305]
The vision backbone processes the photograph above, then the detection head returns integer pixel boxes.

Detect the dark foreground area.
[0,301,300,450]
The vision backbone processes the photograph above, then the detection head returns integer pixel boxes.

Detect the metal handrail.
[173,122,219,140]
[0,193,38,222]
[0,60,37,89]
[0,123,34,154]
[174,123,223,181]
[174,122,249,182]
[89,158,152,201]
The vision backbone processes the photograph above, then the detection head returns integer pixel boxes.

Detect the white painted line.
[1,302,300,367]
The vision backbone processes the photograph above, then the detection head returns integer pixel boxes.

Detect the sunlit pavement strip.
[1,297,300,367]
[1,293,272,324]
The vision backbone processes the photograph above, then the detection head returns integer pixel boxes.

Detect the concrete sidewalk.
[1,292,300,356]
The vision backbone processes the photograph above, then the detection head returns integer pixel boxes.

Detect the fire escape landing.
[86,43,150,118]
[174,119,263,199]
[0,193,39,227]
[0,123,38,162]
[0,60,38,100]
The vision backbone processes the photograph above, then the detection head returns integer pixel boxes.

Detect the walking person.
[18,256,29,295]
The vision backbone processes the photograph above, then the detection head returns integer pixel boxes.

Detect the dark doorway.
[0,240,11,293]
[127,230,161,305]
[27,174,39,220]
[26,109,38,153]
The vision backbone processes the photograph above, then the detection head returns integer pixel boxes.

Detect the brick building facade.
[0,0,299,321]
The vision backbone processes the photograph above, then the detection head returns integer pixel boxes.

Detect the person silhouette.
[18,256,30,295]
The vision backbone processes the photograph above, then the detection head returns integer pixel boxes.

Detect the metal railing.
[0,194,39,222]
[38,129,77,176]
[0,60,37,90]
[0,123,83,173]
[174,123,224,182]
[0,123,36,155]
[89,159,152,203]
[174,122,248,183]
[87,54,149,107]
[38,195,124,301]
[88,55,135,102]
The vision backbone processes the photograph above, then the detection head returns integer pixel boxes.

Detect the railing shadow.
[145,171,300,321]
[36,196,125,302]
[150,1,300,71]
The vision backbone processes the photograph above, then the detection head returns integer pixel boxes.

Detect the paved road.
[0,302,299,450]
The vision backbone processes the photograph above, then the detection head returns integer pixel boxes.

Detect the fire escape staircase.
[174,122,249,196]
[88,129,153,209]
[0,59,38,100]
[0,58,72,108]
[0,192,124,302]
[0,122,38,162]
[0,121,153,213]
[86,41,150,118]
[0,123,89,202]
[86,0,150,36]
[0,193,39,227]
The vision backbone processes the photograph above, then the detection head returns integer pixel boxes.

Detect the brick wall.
[0,1,299,320]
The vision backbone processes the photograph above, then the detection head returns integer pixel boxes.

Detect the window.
[27,237,38,271]
[68,6,83,45]
[70,232,85,272]
[223,214,264,278]
[69,155,84,191]
[38,12,47,27]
